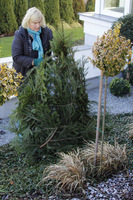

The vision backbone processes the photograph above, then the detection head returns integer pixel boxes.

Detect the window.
[95,0,132,17]
[131,0,133,13]
[100,0,126,17]
[104,0,125,13]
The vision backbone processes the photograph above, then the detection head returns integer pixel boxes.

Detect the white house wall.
[79,12,117,46]
[0,46,101,80]
[73,45,101,79]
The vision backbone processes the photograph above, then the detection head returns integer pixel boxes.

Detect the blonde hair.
[22,7,46,29]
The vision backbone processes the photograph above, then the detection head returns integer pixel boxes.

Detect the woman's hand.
[34,58,43,66]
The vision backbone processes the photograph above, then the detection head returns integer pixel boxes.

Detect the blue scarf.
[28,28,44,58]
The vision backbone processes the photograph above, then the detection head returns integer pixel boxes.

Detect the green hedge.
[44,0,60,27]
[86,0,95,12]
[14,0,28,27]
[73,0,85,20]
[112,14,133,44]
[60,0,74,23]
[0,0,18,34]
[28,0,45,17]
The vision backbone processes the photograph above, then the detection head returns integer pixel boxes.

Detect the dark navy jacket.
[12,26,53,76]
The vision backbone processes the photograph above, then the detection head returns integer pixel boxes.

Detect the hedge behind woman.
[12,7,53,76]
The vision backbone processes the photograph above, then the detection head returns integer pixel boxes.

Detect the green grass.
[0,36,14,58]
[0,113,132,199]
[0,27,84,58]
[63,27,84,46]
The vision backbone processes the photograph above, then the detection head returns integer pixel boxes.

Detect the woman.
[12,7,53,76]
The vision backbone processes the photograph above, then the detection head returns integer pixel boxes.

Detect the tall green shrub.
[10,28,95,161]
[86,0,95,12]
[112,14,133,80]
[60,0,74,24]
[28,0,45,17]
[112,14,133,44]
[14,0,28,27]
[73,0,85,20]
[44,0,60,27]
[0,0,18,34]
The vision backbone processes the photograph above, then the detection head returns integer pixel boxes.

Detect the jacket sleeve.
[41,27,53,55]
[45,27,53,56]
[48,28,53,41]
[12,31,33,68]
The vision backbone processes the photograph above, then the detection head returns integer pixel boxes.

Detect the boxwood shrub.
[109,77,131,97]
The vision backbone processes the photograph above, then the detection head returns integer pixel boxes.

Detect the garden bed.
[0,112,133,199]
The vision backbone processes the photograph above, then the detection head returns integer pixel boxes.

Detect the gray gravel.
[87,85,133,115]
[48,170,133,200]
[0,117,15,146]
[86,170,133,200]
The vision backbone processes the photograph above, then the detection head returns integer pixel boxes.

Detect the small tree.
[89,23,131,166]
[10,27,95,161]
[28,0,45,17]
[73,0,85,20]
[0,0,18,34]
[44,0,60,27]
[14,0,28,27]
[86,0,95,12]
[59,0,74,24]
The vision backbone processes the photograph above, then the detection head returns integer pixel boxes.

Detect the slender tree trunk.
[100,76,107,169]
[94,71,103,166]
[127,52,131,80]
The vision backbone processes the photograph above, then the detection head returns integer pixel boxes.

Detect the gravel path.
[48,170,133,200]
[0,117,15,147]
[87,85,133,115]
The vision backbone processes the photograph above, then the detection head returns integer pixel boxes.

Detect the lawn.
[0,27,84,58]
[0,36,14,58]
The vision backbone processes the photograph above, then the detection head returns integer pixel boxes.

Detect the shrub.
[0,64,23,106]
[59,0,74,24]
[122,63,133,86]
[73,0,85,21]
[112,14,133,80]
[14,0,28,27]
[28,0,45,17]
[109,77,131,97]
[112,14,133,44]
[86,0,95,12]
[44,0,60,27]
[0,0,18,35]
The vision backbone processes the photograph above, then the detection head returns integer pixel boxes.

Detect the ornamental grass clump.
[128,122,133,138]
[81,141,127,177]
[0,64,23,106]
[38,141,127,194]
[39,150,86,193]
